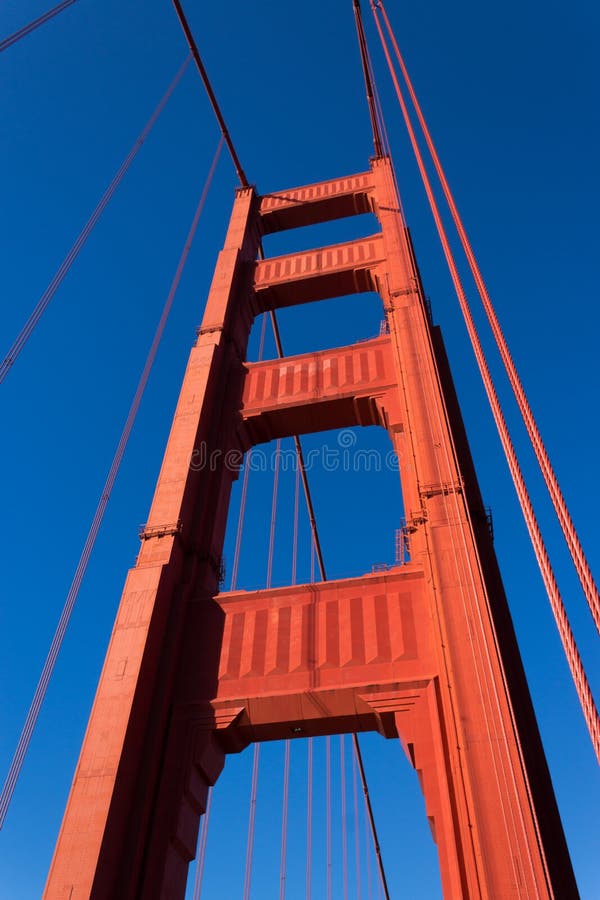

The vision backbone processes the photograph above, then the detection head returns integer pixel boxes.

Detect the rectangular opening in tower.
[224,427,404,592]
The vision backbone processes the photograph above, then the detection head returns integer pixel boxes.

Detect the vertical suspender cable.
[244,394,281,898]
[326,734,333,900]
[266,439,282,589]
[227,320,268,900]
[0,136,224,828]
[279,739,291,900]
[306,737,314,899]
[0,57,191,385]
[192,786,213,900]
[243,744,260,900]
[340,735,349,900]
[0,0,77,53]
[230,315,268,592]
[371,4,600,763]
[266,308,327,582]
[375,0,600,637]
[257,313,268,360]
[231,315,267,898]
[229,455,251,592]
[292,462,300,586]
[280,461,300,900]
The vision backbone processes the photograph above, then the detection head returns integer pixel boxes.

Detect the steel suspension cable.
[171,0,328,582]
[192,786,213,900]
[279,739,291,900]
[340,735,349,900]
[326,735,333,900]
[229,318,269,897]
[171,0,248,187]
[371,5,600,763]
[352,741,362,900]
[279,462,300,900]
[306,737,314,899]
[0,136,224,828]
[243,744,260,900]
[352,0,383,158]
[0,57,190,386]
[292,462,300,585]
[0,0,77,53]
[257,72,392,900]
[245,403,282,897]
[349,19,418,882]
[365,799,373,900]
[266,307,327,581]
[230,315,268,591]
[229,454,251,592]
[375,0,600,637]
[365,28,532,875]
[267,439,282,588]
[353,735,391,899]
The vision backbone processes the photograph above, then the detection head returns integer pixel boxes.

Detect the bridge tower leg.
[44,158,578,899]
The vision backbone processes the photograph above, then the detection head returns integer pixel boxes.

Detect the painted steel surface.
[44,160,577,899]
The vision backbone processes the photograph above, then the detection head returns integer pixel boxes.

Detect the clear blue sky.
[0,0,599,897]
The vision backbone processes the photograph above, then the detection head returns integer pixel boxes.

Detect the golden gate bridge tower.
[44,149,579,894]
[1,1,598,898]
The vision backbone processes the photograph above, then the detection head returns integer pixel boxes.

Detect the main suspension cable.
[171,2,328,580]
[0,0,77,53]
[353,734,391,900]
[0,57,190,386]
[371,4,600,763]
[172,0,328,584]
[352,0,383,158]
[0,136,224,829]
[365,790,373,900]
[171,0,249,187]
[375,0,600,637]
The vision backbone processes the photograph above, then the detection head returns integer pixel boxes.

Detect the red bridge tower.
[44,156,578,898]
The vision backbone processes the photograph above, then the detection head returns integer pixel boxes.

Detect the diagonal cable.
[0,137,223,828]
[0,57,191,385]
[0,0,77,53]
